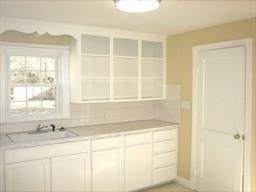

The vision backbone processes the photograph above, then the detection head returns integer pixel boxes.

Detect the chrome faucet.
[36,124,48,132]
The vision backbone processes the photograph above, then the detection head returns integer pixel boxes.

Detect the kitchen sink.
[7,129,78,143]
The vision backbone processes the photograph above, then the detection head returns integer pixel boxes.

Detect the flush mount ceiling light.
[115,0,161,13]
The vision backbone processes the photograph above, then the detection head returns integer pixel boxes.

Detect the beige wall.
[167,17,256,189]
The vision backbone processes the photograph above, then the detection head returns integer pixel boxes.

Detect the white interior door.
[195,46,246,192]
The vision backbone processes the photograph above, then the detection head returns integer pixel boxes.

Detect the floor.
[143,182,194,192]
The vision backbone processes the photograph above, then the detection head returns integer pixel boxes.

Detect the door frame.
[191,39,253,191]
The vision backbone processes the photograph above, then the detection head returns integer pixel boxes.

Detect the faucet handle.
[50,124,56,132]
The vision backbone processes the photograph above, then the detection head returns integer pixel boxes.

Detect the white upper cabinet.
[141,40,164,99]
[81,35,111,101]
[73,34,165,103]
[113,38,139,100]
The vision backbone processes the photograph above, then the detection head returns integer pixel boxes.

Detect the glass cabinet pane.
[114,57,138,77]
[142,58,163,78]
[114,79,138,99]
[142,41,163,58]
[114,38,138,57]
[82,79,110,100]
[142,79,163,98]
[81,56,109,77]
[81,35,110,55]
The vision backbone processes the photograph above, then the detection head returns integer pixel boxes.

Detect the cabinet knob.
[234,134,241,140]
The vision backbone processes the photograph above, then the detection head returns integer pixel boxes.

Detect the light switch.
[181,100,191,110]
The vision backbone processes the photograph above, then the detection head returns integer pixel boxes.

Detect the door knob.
[234,134,241,140]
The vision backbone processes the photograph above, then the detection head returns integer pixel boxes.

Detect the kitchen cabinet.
[92,148,123,192]
[91,136,123,191]
[3,125,177,192]
[125,144,152,191]
[152,128,177,185]
[51,153,90,192]
[72,34,165,103]
[5,159,50,192]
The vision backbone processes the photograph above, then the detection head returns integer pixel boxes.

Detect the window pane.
[42,87,56,114]
[10,102,26,115]
[41,57,55,71]
[26,71,41,84]
[42,100,56,114]
[10,70,26,84]
[27,87,42,101]
[27,101,42,114]
[42,72,55,84]
[26,57,40,70]
[10,56,26,70]
[10,87,26,101]
[42,87,55,100]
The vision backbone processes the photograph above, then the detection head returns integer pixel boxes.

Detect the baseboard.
[175,176,193,189]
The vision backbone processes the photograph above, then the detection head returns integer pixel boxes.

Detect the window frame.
[0,42,70,122]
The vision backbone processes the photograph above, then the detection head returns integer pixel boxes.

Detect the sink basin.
[7,129,78,143]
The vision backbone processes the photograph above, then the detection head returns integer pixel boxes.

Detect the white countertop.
[0,119,178,150]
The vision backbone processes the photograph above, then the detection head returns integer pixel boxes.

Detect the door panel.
[125,144,152,191]
[196,46,245,192]
[51,153,89,192]
[202,47,245,134]
[5,159,50,192]
[92,148,122,192]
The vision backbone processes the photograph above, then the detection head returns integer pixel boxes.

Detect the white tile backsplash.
[0,85,181,134]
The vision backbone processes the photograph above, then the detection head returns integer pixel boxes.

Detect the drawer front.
[153,128,177,142]
[92,136,121,151]
[153,152,176,169]
[5,141,89,163]
[153,166,176,184]
[125,132,151,146]
[153,140,176,154]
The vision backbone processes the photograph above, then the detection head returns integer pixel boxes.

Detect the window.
[0,43,70,122]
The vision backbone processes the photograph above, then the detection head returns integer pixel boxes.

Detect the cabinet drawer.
[153,128,177,142]
[153,140,176,154]
[153,166,176,184]
[5,141,89,164]
[125,132,151,146]
[153,152,176,169]
[92,136,121,151]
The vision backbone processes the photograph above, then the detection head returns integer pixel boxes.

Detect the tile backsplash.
[0,85,181,134]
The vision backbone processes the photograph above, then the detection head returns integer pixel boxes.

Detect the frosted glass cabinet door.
[92,148,122,192]
[5,159,50,192]
[51,154,89,192]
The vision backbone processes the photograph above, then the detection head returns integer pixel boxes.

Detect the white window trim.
[0,42,70,123]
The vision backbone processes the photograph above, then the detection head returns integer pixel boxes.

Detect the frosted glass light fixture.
[115,0,161,13]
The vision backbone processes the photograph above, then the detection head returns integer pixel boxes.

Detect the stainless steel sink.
[7,129,78,143]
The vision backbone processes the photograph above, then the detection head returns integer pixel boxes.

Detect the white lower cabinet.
[3,126,178,192]
[5,159,50,192]
[125,144,152,191]
[51,153,90,192]
[92,148,123,192]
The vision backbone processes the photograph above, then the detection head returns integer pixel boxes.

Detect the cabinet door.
[51,153,90,192]
[125,144,152,191]
[92,148,123,192]
[5,159,50,192]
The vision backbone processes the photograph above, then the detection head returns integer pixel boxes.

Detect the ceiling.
[1,0,256,35]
